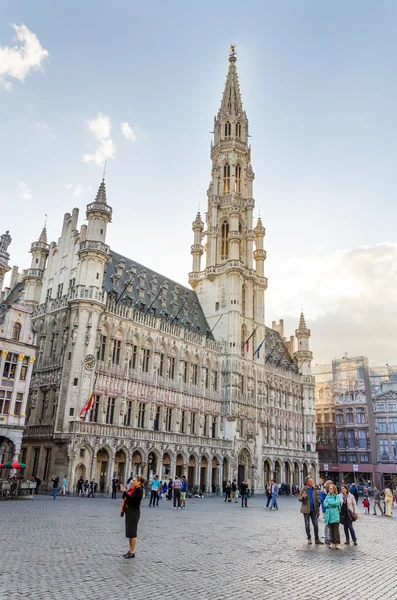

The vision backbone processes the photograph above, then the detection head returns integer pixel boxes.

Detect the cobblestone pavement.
[1,494,395,600]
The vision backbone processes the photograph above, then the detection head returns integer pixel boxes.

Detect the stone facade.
[0,231,36,465]
[19,50,318,492]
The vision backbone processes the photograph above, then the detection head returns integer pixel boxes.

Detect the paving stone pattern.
[1,494,395,600]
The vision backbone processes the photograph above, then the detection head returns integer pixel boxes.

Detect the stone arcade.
[18,50,318,492]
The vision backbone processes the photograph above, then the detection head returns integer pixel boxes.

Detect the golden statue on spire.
[229,44,236,57]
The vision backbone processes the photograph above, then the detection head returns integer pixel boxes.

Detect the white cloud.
[0,24,49,90]
[87,113,111,140]
[82,113,115,166]
[120,121,137,141]
[267,243,397,364]
[16,181,32,200]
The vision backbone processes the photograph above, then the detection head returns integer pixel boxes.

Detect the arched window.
[11,322,21,341]
[235,164,241,194]
[236,122,241,139]
[224,121,231,138]
[223,163,230,193]
[220,221,229,260]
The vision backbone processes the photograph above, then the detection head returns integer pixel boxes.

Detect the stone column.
[21,356,35,417]
[0,349,7,376]
[206,460,212,494]
[107,451,116,493]
[196,458,201,489]
[9,354,24,415]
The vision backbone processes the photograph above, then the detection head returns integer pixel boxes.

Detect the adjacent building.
[0,231,36,465]
[10,50,318,493]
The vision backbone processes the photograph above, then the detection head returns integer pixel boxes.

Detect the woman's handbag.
[348,508,358,521]
[120,498,126,517]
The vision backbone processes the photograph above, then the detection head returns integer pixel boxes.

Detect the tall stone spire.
[220,45,243,117]
[94,178,107,204]
[38,224,47,244]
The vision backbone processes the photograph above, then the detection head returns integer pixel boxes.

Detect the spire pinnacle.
[94,178,107,204]
[299,311,307,330]
[220,45,243,116]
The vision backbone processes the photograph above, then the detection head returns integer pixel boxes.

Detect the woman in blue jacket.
[324,483,341,549]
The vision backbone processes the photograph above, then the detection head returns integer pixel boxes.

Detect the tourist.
[149,474,160,507]
[349,483,359,503]
[51,475,59,500]
[319,480,332,544]
[34,476,41,495]
[384,485,393,517]
[167,478,173,501]
[339,484,358,545]
[88,479,95,498]
[231,479,238,503]
[373,487,384,516]
[111,476,119,499]
[180,475,188,508]
[120,475,145,559]
[324,483,341,549]
[264,482,272,508]
[222,479,226,497]
[270,479,279,510]
[239,479,248,508]
[61,475,67,496]
[173,476,182,509]
[224,481,231,503]
[298,476,323,545]
[362,497,370,515]
[83,479,89,497]
[77,476,84,497]
[162,480,168,499]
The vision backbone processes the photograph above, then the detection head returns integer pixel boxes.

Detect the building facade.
[372,382,397,487]
[313,364,338,472]
[19,49,318,492]
[0,231,37,466]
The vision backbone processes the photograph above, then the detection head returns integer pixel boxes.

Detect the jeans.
[304,509,319,540]
[270,493,278,510]
[173,489,181,508]
[343,519,357,542]
[373,499,383,515]
[111,487,117,499]
[241,493,248,507]
[52,488,57,499]
[266,493,271,508]
[149,490,159,506]
[324,521,329,542]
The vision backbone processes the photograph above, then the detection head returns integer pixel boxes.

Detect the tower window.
[11,322,21,341]
[223,163,230,194]
[224,121,231,138]
[235,164,241,194]
[236,122,242,139]
[220,221,229,260]
[100,229,103,234]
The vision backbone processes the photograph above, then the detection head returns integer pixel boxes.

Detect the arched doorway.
[188,454,196,489]
[238,448,251,486]
[0,437,15,464]
[310,462,316,481]
[131,450,142,477]
[162,452,171,479]
[303,463,308,482]
[95,448,109,492]
[284,461,291,486]
[200,456,208,492]
[274,459,281,483]
[263,459,271,486]
[222,456,229,484]
[293,462,300,485]
[114,449,126,485]
[211,457,220,493]
[176,453,184,478]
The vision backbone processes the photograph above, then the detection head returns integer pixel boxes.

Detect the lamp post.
[146,455,153,494]
[251,464,255,497]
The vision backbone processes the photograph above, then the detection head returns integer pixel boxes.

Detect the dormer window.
[11,322,21,341]
[224,121,231,138]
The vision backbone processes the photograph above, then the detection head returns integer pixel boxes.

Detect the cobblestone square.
[1,494,396,600]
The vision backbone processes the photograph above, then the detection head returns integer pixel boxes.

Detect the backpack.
[182,479,188,492]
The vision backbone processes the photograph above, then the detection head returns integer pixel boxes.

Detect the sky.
[1,1,397,365]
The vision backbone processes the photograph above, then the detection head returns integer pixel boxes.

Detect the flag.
[79,374,97,419]
[246,341,249,352]
[254,339,265,359]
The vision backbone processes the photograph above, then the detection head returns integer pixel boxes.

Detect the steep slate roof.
[264,326,297,371]
[0,281,25,325]
[104,250,214,339]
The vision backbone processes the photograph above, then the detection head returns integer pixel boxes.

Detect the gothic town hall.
[14,51,318,492]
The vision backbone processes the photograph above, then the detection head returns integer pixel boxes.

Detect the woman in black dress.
[120,475,145,559]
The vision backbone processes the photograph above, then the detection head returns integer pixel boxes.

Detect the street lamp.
[251,464,255,497]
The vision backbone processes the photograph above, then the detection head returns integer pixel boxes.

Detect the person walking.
[270,480,279,510]
[83,479,89,497]
[149,474,160,507]
[88,479,95,498]
[111,476,119,500]
[61,475,67,496]
[298,476,323,545]
[51,475,59,500]
[373,486,384,516]
[324,483,341,549]
[384,485,393,517]
[239,480,248,508]
[77,476,84,497]
[120,475,145,559]
[264,482,272,509]
[180,475,188,508]
[173,476,182,509]
[339,484,358,545]
[349,483,359,503]
[224,481,231,503]
[231,479,238,503]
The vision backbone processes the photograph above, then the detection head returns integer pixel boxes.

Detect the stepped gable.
[104,250,214,339]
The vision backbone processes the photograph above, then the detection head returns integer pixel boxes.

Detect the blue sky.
[1,1,397,363]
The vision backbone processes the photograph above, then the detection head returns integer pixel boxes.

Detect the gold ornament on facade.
[29,356,36,363]
[1,349,8,359]
[18,353,25,361]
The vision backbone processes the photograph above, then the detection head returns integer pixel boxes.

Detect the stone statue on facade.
[0,231,11,252]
